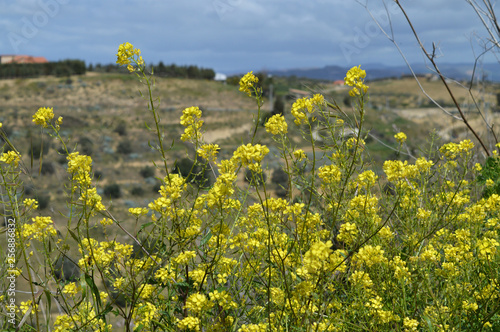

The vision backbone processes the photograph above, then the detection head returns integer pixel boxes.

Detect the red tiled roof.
[0,55,48,64]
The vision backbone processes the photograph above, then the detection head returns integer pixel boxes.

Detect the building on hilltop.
[0,55,48,64]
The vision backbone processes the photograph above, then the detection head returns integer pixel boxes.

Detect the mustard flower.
[184,293,214,313]
[318,164,341,184]
[477,237,499,261]
[55,116,63,130]
[21,216,57,241]
[177,316,201,331]
[344,65,369,96]
[357,170,377,188]
[180,106,204,142]
[79,187,105,214]
[353,245,387,268]
[197,143,220,162]
[62,282,78,295]
[239,71,259,97]
[172,251,196,265]
[394,132,407,144]
[0,151,21,167]
[32,107,54,128]
[265,114,288,135]
[301,240,333,275]
[132,302,158,329]
[128,207,149,217]
[20,300,36,315]
[337,222,358,245]
[349,270,373,289]
[0,122,2,128]
[403,317,419,332]
[232,143,269,172]
[99,218,114,226]
[293,149,307,161]
[116,42,143,72]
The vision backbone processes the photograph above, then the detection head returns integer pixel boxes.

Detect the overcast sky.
[1,0,498,74]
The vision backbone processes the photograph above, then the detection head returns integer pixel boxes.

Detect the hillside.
[1,72,500,234]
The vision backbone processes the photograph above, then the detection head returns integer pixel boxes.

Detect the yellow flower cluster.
[132,302,158,329]
[180,106,204,142]
[265,114,288,135]
[318,164,342,184]
[293,149,307,161]
[23,198,39,210]
[116,42,143,72]
[184,293,214,313]
[439,139,474,159]
[197,143,220,162]
[344,65,369,96]
[149,173,186,215]
[172,250,196,265]
[239,71,259,97]
[62,282,78,295]
[32,107,54,128]
[337,222,358,245]
[129,207,149,217]
[290,94,325,125]
[21,216,57,241]
[67,152,93,187]
[353,245,387,268]
[78,239,133,270]
[394,132,407,144]
[0,151,21,167]
[177,316,201,331]
[79,187,105,215]
[232,143,269,172]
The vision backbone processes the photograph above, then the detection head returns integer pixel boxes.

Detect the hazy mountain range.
[266,62,500,82]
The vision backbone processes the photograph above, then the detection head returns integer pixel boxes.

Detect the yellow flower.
[172,251,196,265]
[197,143,220,162]
[0,151,21,167]
[116,42,142,72]
[344,65,369,96]
[232,143,269,172]
[184,293,214,313]
[21,216,57,241]
[32,107,54,128]
[239,71,259,97]
[180,106,203,142]
[318,164,342,184]
[394,132,407,144]
[293,149,307,161]
[265,114,288,135]
[62,282,78,295]
[128,207,149,217]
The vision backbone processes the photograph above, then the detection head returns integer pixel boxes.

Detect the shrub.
[117,140,132,154]
[78,136,94,156]
[103,183,121,198]
[2,48,500,332]
[130,185,145,196]
[139,166,155,178]
[40,161,55,175]
[114,121,127,136]
[36,193,50,210]
[271,167,288,187]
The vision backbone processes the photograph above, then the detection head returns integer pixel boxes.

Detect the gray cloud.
[0,0,497,73]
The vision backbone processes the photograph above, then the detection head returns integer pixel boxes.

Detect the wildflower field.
[1,43,500,331]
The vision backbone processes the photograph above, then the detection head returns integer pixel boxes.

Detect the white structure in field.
[214,72,227,82]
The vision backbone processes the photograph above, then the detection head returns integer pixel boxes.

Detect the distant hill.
[267,62,500,82]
